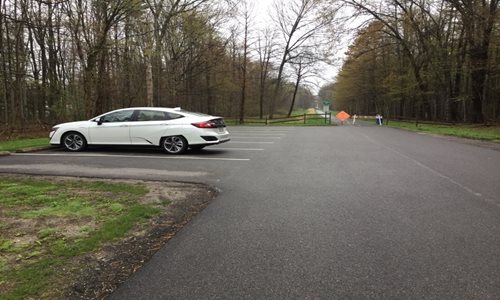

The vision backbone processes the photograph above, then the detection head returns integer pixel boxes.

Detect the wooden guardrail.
[387,117,462,127]
[229,112,332,125]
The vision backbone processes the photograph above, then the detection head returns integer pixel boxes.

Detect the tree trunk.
[146,58,154,107]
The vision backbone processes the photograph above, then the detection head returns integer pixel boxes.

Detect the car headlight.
[49,127,59,138]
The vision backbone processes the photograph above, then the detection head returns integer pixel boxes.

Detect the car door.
[129,110,183,145]
[88,110,135,144]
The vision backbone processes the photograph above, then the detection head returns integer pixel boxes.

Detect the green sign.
[323,100,331,106]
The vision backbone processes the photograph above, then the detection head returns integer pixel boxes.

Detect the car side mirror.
[95,117,103,125]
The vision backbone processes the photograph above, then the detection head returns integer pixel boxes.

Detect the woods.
[0,0,330,130]
[0,0,498,130]
[327,0,500,123]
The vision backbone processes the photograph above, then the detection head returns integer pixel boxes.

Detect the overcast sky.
[234,0,355,95]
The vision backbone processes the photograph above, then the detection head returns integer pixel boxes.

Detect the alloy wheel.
[162,136,187,154]
[63,133,86,151]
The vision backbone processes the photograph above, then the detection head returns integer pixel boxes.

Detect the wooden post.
[304,113,307,124]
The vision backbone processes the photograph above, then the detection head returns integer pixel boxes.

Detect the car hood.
[55,120,92,128]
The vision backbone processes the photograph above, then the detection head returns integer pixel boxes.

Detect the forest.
[0,0,499,131]
[322,0,500,123]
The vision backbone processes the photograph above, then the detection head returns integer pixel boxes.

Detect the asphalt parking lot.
[0,127,290,183]
[1,125,500,299]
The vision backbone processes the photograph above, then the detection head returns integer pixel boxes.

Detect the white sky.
[235,0,357,95]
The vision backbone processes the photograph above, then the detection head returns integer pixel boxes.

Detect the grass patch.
[386,121,500,142]
[0,177,161,300]
[0,138,48,152]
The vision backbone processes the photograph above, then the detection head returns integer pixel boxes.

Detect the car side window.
[101,110,134,122]
[137,110,166,121]
[137,110,184,121]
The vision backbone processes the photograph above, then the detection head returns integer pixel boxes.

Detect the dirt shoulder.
[71,178,216,299]
[1,174,216,300]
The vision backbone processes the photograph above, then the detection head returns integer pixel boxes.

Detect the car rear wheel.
[162,136,188,154]
[62,132,87,151]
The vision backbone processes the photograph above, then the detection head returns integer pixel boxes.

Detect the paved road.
[1,125,500,299]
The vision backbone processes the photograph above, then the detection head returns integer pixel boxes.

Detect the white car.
[49,107,230,154]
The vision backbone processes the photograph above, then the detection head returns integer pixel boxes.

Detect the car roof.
[96,107,214,119]
[120,107,182,111]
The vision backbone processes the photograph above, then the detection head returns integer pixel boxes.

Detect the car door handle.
[119,125,129,127]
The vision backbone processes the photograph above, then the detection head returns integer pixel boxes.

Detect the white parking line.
[229,131,289,134]
[230,141,275,144]
[11,153,250,162]
[209,148,264,151]
[230,136,281,139]
[229,133,287,136]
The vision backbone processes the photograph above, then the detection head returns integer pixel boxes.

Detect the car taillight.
[192,121,217,128]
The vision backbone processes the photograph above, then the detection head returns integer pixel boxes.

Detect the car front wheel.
[62,132,87,151]
[161,136,188,154]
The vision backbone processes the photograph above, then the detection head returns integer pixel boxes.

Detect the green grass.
[0,138,48,152]
[0,177,161,300]
[386,120,500,142]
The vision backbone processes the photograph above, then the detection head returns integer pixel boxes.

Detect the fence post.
[304,113,307,124]
[266,116,268,125]
[329,112,332,125]
[324,112,327,124]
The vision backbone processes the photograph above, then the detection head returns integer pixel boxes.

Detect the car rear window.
[177,109,210,117]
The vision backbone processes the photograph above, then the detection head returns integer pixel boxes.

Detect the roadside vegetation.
[0,138,48,152]
[385,121,500,142]
[0,176,161,299]
[322,1,499,124]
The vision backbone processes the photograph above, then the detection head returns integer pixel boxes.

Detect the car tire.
[62,132,87,151]
[190,145,206,150]
[161,135,188,154]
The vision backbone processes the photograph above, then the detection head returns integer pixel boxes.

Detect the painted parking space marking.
[11,153,250,162]
[229,131,289,134]
[230,136,282,139]
[229,133,287,136]
[229,141,275,144]
[209,148,264,151]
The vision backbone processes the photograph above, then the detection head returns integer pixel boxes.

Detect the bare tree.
[255,27,277,119]
[269,0,338,118]
[237,1,253,123]
[287,52,318,116]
